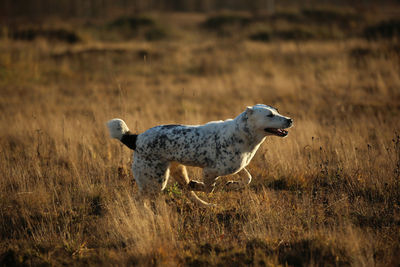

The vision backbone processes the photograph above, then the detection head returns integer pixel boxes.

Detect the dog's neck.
[234,111,266,149]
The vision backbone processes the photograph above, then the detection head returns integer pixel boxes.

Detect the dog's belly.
[170,154,246,176]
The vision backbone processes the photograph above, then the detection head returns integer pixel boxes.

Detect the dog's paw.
[225,180,243,191]
[188,180,205,190]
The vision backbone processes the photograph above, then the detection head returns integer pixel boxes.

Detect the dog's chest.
[214,142,260,175]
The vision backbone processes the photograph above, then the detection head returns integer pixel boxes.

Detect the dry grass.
[1,7,400,266]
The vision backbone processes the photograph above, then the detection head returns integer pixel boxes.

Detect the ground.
[0,5,400,266]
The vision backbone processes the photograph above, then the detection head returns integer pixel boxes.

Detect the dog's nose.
[287,118,293,125]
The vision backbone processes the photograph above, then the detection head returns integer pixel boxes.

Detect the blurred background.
[1,0,400,17]
[1,0,399,45]
[1,1,400,266]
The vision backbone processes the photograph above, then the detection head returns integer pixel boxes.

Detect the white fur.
[107,118,130,140]
[108,104,293,206]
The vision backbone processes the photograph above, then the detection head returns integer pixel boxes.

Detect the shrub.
[249,28,315,42]
[270,11,303,23]
[10,28,80,43]
[108,16,154,30]
[363,20,400,40]
[107,16,168,41]
[202,14,252,30]
[249,31,271,42]
[302,8,363,27]
[274,28,315,41]
[144,26,168,41]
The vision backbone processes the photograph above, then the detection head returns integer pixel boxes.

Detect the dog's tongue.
[275,129,287,136]
[265,128,288,137]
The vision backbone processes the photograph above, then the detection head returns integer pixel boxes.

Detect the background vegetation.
[1,1,400,266]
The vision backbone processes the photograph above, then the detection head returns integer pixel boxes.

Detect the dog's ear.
[246,106,254,115]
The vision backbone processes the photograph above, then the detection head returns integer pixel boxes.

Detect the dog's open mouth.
[264,128,289,137]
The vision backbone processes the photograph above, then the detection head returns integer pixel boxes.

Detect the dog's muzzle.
[264,118,292,137]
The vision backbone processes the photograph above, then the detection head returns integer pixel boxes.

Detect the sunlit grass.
[1,8,400,266]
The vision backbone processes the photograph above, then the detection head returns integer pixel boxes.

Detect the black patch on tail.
[120,131,137,150]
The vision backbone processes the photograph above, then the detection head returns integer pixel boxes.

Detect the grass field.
[1,6,400,266]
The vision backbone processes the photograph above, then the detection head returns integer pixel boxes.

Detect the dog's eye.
[267,114,274,118]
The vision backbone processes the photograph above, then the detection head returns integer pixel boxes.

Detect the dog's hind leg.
[169,162,213,207]
[170,167,218,194]
[132,154,170,195]
[169,162,190,185]
[169,162,205,191]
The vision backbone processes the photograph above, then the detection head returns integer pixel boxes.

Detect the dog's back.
[135,122,234,167]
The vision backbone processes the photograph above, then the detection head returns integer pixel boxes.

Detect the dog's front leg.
[242,168,252,184]
[201,169,219,193]
[225,168,252,190]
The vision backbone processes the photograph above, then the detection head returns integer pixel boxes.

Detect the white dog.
[107,104,292,206]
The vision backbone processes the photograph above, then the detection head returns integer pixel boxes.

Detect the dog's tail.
[107,118,137,150]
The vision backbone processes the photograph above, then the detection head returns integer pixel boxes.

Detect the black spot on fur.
[121,132,137,150]
[160,124,182,129]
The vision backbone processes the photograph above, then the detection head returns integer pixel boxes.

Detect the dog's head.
[245,104,293,137]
